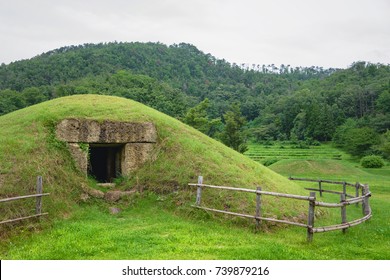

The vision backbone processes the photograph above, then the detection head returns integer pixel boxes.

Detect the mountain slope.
[2,42,388,150]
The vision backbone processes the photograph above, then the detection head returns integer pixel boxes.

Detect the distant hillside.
[0,42,334,114]
[0,42,389,157]
[0,42,329,92]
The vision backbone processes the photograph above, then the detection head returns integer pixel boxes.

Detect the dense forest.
[1,42,389,159]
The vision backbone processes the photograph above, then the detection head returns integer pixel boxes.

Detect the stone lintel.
[56,118,157,143]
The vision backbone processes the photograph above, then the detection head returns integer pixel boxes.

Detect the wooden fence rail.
[189,176,372,242]
[289,176,361,199]
[0,176,49,225]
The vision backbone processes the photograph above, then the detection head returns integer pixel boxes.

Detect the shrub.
[292,141,310,149]
[311,140,321,146]
[263,158,279,166]
[338,127,380,157]
[361,155,385,168]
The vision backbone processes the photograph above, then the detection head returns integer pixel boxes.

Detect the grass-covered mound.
[0,95,306,235]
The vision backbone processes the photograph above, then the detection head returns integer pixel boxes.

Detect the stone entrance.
[56,119,157,182]
[89,144,123,182]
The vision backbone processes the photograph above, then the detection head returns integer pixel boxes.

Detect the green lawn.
[1,101,389,260]
[1,166,389,260]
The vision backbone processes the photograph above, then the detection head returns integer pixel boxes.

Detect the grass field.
[0,97,389,260]
[245,142,350,163]
[0,95,306,259]
[1,187,389,260]
[1,142,389,260]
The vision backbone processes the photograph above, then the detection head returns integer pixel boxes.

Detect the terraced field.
[245,142,350,164]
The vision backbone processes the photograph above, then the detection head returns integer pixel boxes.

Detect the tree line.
[0,42,389,159]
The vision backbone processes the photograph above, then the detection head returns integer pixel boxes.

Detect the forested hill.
[0,42,389,158]
[0,42,333,92]
[0,41,338,119]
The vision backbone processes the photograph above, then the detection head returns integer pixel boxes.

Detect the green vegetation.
[220,103,248,153]
[333,122,382,157]
[1,187,388,260]
[361,155,385,168]
[2,151,389,260]
[183,98,221,137]
[1,42,389,158]
[0,42,389,259]
[0,95,305,250]
[1,112,389,259]
[245,142,348,165]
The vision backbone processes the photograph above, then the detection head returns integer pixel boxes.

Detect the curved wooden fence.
[189,176,372,241]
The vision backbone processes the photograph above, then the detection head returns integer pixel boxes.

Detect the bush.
[361,155,385,168]
[262,158,279,166]
[292,141,310,149]
[311,140,321,146]
[337,126,381,157]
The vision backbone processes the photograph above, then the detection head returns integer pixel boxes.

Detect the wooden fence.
[288,176,360,199]
[0,176,49,225]
[189,176,372,241]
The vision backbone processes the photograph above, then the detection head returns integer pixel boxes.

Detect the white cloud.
[0,0,389,68]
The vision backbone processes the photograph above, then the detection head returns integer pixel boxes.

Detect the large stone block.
[56,119,157,143]
[68,143,88,174]
[122,143,155,173]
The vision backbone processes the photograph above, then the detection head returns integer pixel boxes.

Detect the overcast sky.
[0,0,389,68]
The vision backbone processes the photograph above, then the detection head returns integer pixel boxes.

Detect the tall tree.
[183,98,221,136]
[220,103,247,153]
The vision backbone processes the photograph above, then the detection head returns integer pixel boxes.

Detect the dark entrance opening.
[88,144,123,183]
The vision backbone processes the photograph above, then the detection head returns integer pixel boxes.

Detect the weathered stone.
[68,143,88,174]
[122,143,155,173]
[80,193,90,202]
[120,190,137,197]
[104,190,122,202]
[109,207,121,215]
[56,118,157,180]
[56,119,157,143]
[97,183,116,189]
[81,184,104,198]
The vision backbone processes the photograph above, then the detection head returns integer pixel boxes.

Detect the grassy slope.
[3,175,389,259]
[0,194,333,260]
[0,95,307,253]
[245,142,349,162]
[1,129,389,259]
[0,94,302,192]
[271,159,390,258]
[247,143,390,259]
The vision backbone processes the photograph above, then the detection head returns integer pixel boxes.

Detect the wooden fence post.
[340,193,347,234]
[196,176,203,206]
[365,185,371,216]
[307,192,316,242]
[318,180,323,197]
[35,176,43,215]
[355,183,360,207]
[255,186,262,231]
[342,181,347,196]
[362,185,371,216]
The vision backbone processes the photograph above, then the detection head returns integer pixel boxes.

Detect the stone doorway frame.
[56,119,157,181]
